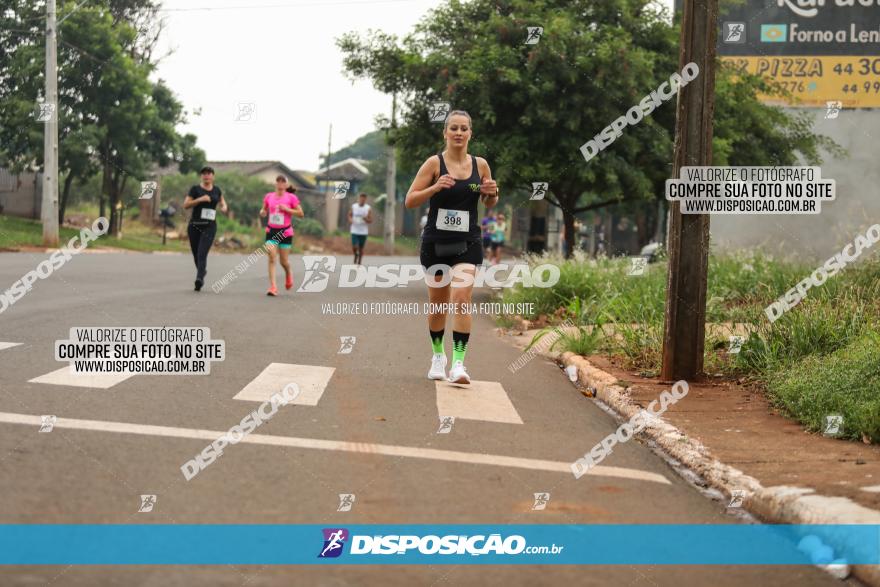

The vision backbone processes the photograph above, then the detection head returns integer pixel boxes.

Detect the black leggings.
[188,222,217,281]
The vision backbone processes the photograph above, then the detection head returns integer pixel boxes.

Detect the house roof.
[313,158,370,182]
[294,170,317,184]
[208,161,316,189]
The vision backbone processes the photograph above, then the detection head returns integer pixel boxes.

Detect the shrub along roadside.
[501,252,880,442]
[766,332,880,443]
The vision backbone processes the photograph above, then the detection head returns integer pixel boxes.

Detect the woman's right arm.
[406,157,449,209]
[182,189,209,209]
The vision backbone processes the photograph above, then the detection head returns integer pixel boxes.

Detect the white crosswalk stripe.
[435,379,523,424]
[233,362,335,405]
[28,366,134,389]
[0,342,22,351]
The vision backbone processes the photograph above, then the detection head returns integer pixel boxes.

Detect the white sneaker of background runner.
[448,360,470,384]
[428,353,447,380]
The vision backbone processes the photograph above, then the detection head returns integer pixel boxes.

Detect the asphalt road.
[0,250,850,586]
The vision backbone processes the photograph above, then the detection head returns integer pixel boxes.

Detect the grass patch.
[365,234,419,255]
[530,324,604,356]
[0,214,190,252]
[499,250,880,442]
[766,332,880,442]
[0,211,270,253]
[0,215,78,248]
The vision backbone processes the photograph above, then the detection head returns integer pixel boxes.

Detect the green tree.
[338,0,838,257]
[321,130,384,167]
[0,0,203,233]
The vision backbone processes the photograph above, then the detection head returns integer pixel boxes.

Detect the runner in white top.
[348,193,373,265]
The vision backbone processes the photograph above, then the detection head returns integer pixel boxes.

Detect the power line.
[58,0,91,25]
[157,0,426,12]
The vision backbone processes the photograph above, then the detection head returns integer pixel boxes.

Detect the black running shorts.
[419,238,483,277]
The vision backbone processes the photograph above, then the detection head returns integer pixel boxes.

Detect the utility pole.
[383,92,397,255]
[326,124,332,189]
[325,124,332,230]
[660,0,718,382]
[41,0,59,247]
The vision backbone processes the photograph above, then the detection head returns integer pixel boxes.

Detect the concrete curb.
[557,351,880,586]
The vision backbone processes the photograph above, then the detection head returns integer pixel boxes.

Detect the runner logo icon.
[429,102,450,122]
[318,528,349,558]
[728,489,746,508]
[36,102,56,122]
[532,493,550,510]
[39,415,57,433]
[333,181,350,200]
[298,256,337,292]
[723,22,745,43]
[530,182,548,200]
[437,416,455,434]
[338,336,356,354]
[140,181,158,200]
[728,335,745,354]
[524,26,543,45]
[138,494,157,513]
[825,101,842,119]
[337,494,356,512]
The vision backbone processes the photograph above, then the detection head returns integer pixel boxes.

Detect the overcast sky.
[153,0,673,172]
[152,0,435,172]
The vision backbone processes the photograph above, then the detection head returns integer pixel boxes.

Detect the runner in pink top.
[259,175,304,296]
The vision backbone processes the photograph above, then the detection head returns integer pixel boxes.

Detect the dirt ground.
[586,354,880,511]
[499,325,879,512]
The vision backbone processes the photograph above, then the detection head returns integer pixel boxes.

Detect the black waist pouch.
[434,240,468,257]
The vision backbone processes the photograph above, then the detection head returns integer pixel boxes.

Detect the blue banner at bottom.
[0,525,878,565]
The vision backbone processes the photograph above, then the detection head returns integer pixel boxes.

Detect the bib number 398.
[436,208,468,232]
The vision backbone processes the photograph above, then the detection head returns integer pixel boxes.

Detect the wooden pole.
[383,92,397,255]
[41,0,59,246]
[660,0,718,382]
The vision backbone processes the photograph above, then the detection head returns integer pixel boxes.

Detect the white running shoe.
[428,353,447,380]
[447,360,471,384]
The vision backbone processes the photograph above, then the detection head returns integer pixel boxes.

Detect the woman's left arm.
[478,158,499,208]
[219,195,228,214]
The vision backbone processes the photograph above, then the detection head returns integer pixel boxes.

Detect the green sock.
[452,331,469,363]
[430,329,444,355]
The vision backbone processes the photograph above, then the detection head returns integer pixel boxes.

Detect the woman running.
[481,211,496,259]
[348,192,373,265]
[405,110,498,384]
[491,212,507,265]
[183,166,228,292]
[259,175,304,296]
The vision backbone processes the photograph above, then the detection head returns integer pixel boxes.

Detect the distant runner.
[259,175,304,296]
[183,166,227,292]
[491,212,507,265]
[405,110,498,384]
[348,192,373,265]
[481,211,496,259]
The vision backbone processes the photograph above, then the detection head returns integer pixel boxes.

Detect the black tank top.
[421,153,482,243]
[188,185,221,226]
